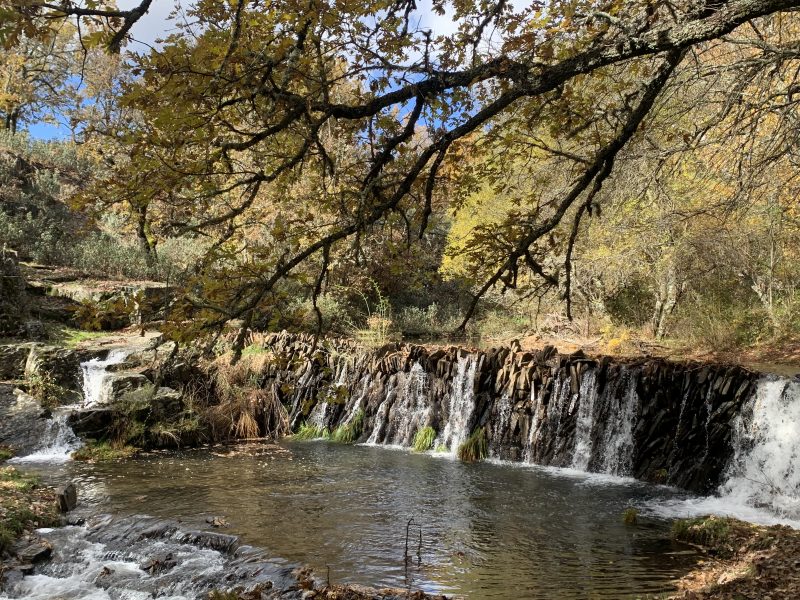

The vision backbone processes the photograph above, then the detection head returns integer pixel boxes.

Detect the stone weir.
[255,332,768,495]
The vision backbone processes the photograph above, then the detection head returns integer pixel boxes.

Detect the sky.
[27,0,463,139]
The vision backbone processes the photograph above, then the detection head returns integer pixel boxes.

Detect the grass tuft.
[457,428,488,462]
[412,426,436,452]
[331,410,365,444]
[0,445,13,461]
[622,507,638,525]
[294,422,331,440]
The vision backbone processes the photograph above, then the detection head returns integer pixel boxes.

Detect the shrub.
[412,426,436,452]
[457,428,488,462]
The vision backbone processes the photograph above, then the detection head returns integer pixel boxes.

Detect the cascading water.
[598,369,639,476]
[81,348,131,407]
[9,411,80,463]
[571,369,598,471]
[718,377,800,519]
[11,349,131,463]
[437,354,478,454]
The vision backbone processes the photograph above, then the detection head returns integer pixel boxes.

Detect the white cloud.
[117,0,183,50]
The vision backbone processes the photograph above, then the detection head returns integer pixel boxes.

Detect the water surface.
[32,441,698,599]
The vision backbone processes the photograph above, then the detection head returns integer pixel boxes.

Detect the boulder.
[151,387,183,417]
[15,539,53,563]
[24,344,83,402]
[102,372,151,403]
[55,482,78,512]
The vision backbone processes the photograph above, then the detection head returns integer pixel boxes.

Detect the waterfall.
[81,349,131,406]
[571,369,598,471]
[718,377,800,519]
[437,355,478,454]
[489,393,513,458]
[598,369,639,476]
[10,412,80,463]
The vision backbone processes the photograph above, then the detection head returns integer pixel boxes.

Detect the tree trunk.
[652,266,683,340]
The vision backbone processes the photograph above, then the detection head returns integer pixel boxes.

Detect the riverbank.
[669,516,800,599]
[0,463,61,575]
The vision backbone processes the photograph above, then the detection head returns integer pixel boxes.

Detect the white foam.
[81,349,131,407]
[9,413,81,463]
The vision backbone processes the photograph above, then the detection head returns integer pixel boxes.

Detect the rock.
[151,387,183,416]
[205,516,229,528]
[56,482,78,512]
[68,407,115,438]
[103,372,151,403]
[177,530,239,553]
[65,514,86,526]
[0,344,33,380]
[139,552,177,574]
[24,345,83,402]
[16,539,53,563]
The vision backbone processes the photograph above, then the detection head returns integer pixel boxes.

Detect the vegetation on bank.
[72,440,137,462]
[670,516,800,599]
[0,467,60,554]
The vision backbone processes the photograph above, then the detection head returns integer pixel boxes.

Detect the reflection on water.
[34,442,697,599]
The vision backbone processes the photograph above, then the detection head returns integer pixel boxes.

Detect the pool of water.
[24,441,699,599]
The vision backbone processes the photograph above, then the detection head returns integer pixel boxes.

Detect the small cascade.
[718,377,800,519]
[523,381,542,463]
[80,349,131,406]
[598,368,639,476]
[10,411,80,463]
[571,369,598,471]
[437,354,478,453]
[489,393,513,458]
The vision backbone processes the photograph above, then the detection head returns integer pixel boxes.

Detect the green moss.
[56,327,108,348]
[457,428,488,462]
[622,507,638,525]
[294,422,331,440]
[434,444,448,453]
[412,426,436,452]
[72,440,137,462]
[331,410,365,444]
[0,446,13,461]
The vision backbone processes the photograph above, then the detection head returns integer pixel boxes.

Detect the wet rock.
[55,482,78,512]
[177,530,239,553]
[139,552,177,574]
[15,539,53,563]
[68,407,115,438]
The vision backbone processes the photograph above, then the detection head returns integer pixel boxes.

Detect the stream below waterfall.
[11,443,701,599]
[4,339,800,599]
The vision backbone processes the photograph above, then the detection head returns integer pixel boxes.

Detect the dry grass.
[204,352,289,441]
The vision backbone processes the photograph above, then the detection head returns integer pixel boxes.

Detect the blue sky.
[28,0,462,140]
